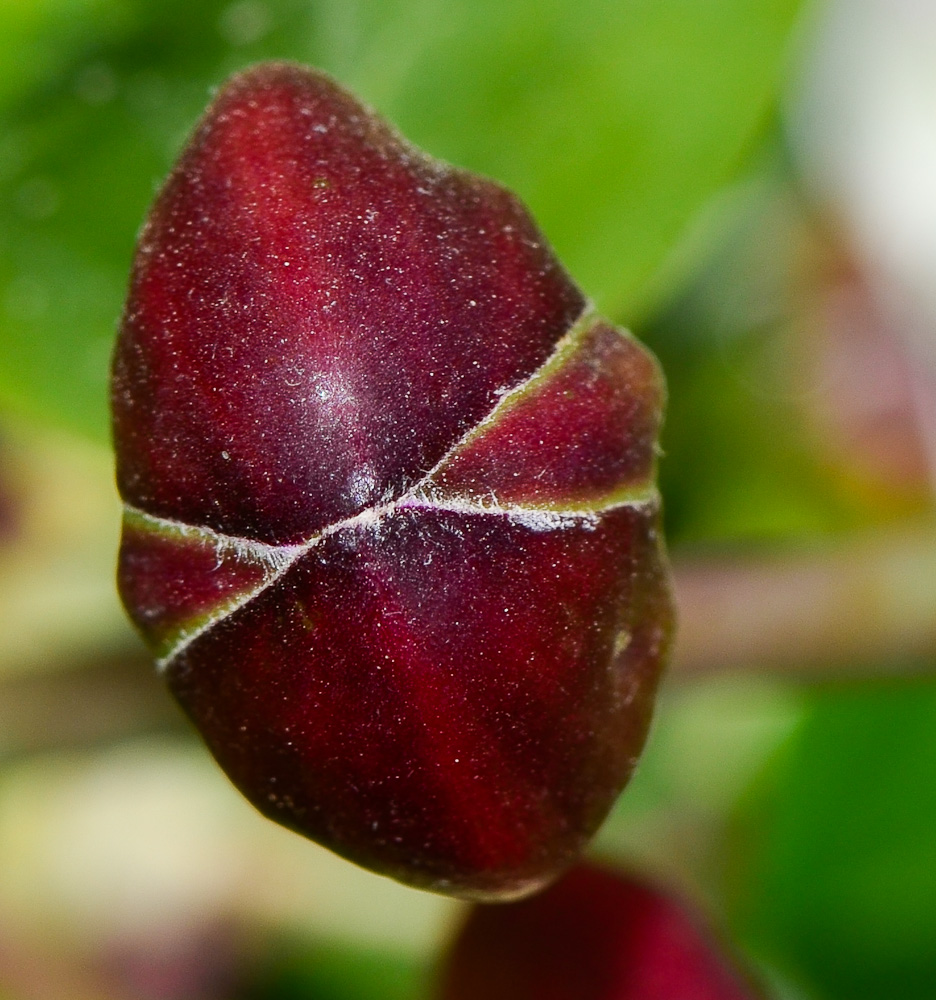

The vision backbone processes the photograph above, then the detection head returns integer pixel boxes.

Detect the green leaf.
[726,681,936,1000]
[0,0,803,441]
[344,0,805,318]
[244,938,431,1000]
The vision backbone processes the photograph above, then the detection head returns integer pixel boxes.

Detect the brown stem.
[671,524,936,677]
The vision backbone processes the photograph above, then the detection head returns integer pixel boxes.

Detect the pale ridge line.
[399,491,659,533]
[151,500,400,671]
[127,303,599,553]
[401,486,660,520]
[144,301,630,668]
[151,486,659,671]
[155,552,299,673]
[133,301,600,560]
[407,302,600,490]
[123,504,302,569]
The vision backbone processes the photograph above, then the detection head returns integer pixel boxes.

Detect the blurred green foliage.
[728,682,936,1000]
[0,0,800,441]
[242,938,431,1000]
[4,2,936,1000]
[642,162,878,548]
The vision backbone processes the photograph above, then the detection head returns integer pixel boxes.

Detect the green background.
[2,1,935,998]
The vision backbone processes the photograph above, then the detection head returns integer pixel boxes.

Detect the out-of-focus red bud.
[437,864,762,999]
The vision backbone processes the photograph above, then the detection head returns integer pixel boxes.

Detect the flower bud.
[112,63,672,899]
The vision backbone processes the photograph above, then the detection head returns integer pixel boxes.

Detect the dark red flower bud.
[437,865,762,999]
[112,63,672,899]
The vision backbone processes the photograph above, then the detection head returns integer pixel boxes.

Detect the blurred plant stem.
[0,652,183,758]
[672,525,936,677]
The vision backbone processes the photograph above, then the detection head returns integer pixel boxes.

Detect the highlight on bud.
[112,62,673,900]
[436,864,763,999]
